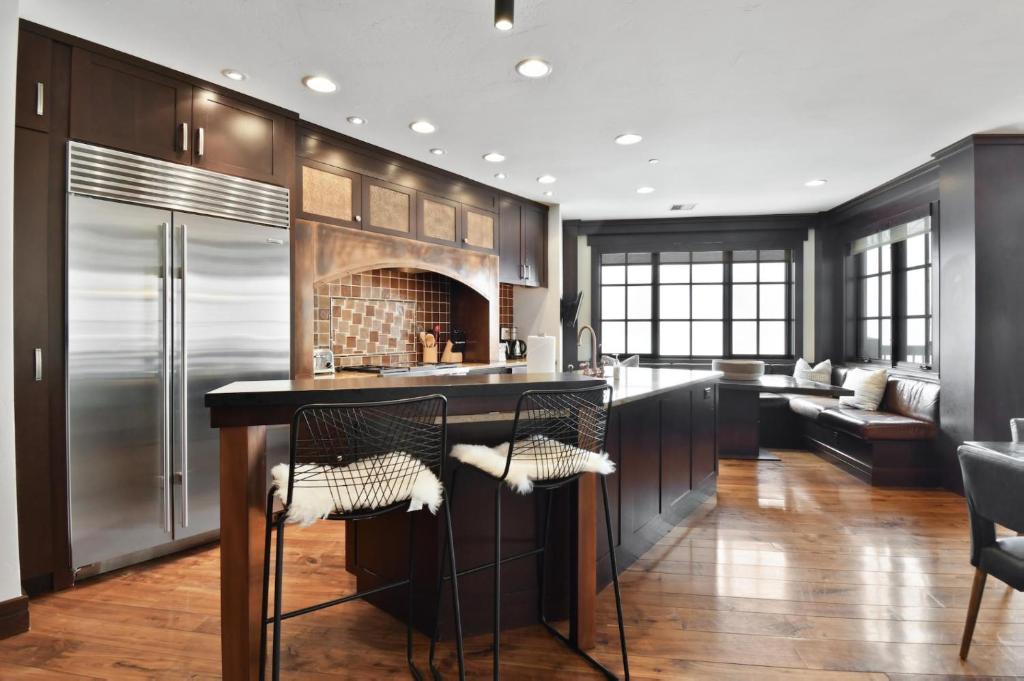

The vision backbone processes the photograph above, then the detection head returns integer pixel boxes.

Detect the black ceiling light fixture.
[494,0,514,31]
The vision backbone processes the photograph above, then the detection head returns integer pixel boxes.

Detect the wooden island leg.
[576,472,597,650]
[219,425,268,681]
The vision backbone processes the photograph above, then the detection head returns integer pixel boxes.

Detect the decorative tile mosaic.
[313,268,451,365]
[499,283,514,332]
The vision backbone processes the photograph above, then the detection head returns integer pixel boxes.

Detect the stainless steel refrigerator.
[66,142,291,577]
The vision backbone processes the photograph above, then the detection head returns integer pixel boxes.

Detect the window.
[598,249,796,358]
[851,216,934,369]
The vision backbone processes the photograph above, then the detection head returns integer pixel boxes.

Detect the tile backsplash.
[499,283,514,332]
[314,268,451,366]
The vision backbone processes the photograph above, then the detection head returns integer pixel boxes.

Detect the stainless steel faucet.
[576,324,603,376]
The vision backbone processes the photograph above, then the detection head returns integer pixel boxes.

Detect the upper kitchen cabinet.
[361,177,416,238]
[417,192,461,248]
[521,204,545,286]
[16,29,52,132]
[70,47,192,164]
[297,159,362,230]
[69,47,294,186]
[461,206,498,255]
[191,88,293,185]
[499,198,547,287]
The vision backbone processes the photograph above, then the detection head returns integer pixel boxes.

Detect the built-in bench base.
[800,418,940,487]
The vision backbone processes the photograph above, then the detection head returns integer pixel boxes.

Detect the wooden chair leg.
[960,568,987,660]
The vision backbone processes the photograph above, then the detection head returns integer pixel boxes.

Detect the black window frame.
[847,211,937,373]
[595,249,797,360]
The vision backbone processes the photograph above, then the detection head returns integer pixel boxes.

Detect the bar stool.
[260,395,465,681]
[434,384,628,680]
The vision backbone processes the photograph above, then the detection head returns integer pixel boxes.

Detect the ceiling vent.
[670,203,697,211]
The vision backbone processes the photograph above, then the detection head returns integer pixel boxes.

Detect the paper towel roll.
[527,335,557,373]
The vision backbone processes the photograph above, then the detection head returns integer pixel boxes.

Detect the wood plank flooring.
[1,450,1021,679]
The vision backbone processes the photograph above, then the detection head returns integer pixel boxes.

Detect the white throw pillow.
[793,358,831,384]
[838,367,889,411]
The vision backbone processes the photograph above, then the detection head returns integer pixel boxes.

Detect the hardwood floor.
[1,450,1021,679]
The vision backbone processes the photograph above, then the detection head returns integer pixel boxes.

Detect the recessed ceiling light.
[615,133,643,145]
[494,0,514,30]
[516,58,552,78]
[410,120,436,134]
[804,178,828,187]
[537,174,557,184]
[494,172,507,180]
[429,148,445,156]
[483,152,506,163]
[648,158,660,165]
[670,203,697,211]
[221,69,247,81]
[636,186,655,194]
[346,116,366,125]
[302,75,337,93]
[543,191,554,197]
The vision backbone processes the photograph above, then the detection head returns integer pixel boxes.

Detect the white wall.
[0,0,24,601]
[512,206,563,369]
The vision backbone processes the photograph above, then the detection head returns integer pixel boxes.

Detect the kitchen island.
[205,367,720,681]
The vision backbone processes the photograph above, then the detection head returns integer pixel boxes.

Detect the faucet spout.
[576,324,602,376]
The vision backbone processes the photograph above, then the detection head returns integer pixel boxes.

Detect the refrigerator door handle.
[162,221,173,534]
[179,223,189,528]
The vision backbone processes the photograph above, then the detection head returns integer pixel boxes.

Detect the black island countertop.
[205,367,723,426]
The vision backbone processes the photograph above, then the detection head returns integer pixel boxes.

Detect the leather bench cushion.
[789,395,841,420]
[881,376,940,423]
[818,407,937,440]
[759,392,791,408]
[979,537,1024,591]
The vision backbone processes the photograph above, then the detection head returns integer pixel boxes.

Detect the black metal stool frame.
[428,384,629,680]
[260,394,465,681]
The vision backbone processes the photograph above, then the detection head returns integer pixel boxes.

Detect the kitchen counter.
[311,359,529,380]
[204,366,720,676]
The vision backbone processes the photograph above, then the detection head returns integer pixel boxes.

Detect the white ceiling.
[19,0,1024,220]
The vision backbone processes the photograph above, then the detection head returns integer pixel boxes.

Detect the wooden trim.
[0,596,29,640]
[578,213,817,236]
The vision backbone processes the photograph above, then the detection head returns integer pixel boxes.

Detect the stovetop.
[338,362,459,376]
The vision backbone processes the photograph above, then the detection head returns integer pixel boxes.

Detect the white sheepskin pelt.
[271,452,443,527]
[451,434,615,494]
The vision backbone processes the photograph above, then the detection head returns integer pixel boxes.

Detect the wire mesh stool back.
[287,394,447,518]
[505,384,612,485]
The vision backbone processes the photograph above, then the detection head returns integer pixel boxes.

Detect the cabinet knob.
[355,215,362,223]
[36,82,44,116]
[463,237,469,243]
[196,127,205,157]
[179,122,189,152]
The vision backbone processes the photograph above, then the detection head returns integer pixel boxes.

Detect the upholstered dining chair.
[957,443,1024,660]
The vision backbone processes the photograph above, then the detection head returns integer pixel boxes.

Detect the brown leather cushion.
[759,392,791,408]
[818,407,938,440]
[881,377,940,423]
[789,395,841,420]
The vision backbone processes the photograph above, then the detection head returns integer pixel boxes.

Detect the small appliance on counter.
[504,326,527,360]
[441,326,467,363]
[313,348,335,375]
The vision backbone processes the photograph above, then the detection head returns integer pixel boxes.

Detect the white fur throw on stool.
[450,434,615,494]
[270,453,443,527]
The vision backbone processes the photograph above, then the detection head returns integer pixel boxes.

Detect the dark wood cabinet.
[596,408,621,569]
[360,177,416,238]
[461,206,498,254]
[69,48,292,186]
[16,30,51,132]
[297,159,362,230]
[417,192,462,248]
[521,205,545,286]
[13,128,55,584]
[620,400,661,535]
[499,199,546,286]
[661,390,693,513]
[692,384,717,486]
[70,47,192,164]
[191,88,292,185]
